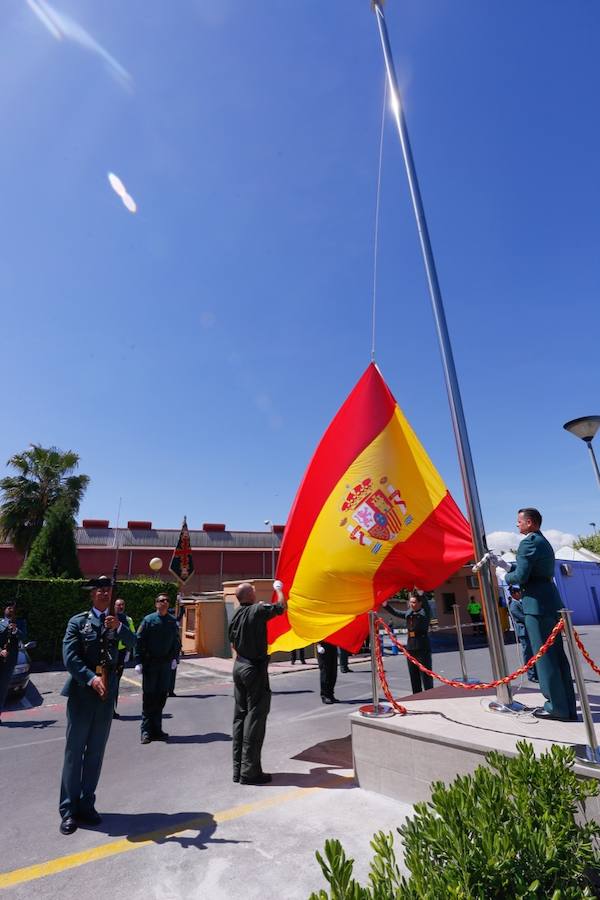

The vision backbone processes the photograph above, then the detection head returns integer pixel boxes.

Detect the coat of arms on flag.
[267,363,474,654]
[169,517,195,584]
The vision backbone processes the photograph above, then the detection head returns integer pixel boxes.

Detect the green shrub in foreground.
[310,741,600,899]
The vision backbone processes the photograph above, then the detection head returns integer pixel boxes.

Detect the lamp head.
[563,416,600,444]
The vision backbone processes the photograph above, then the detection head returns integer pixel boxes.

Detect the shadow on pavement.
[293,734,353,768]
[0,718,58,729]
[269,765,355,790]
[271,689,315,695]
[92,811,247,850]
[167,693,223,700]
[167,731,232,745]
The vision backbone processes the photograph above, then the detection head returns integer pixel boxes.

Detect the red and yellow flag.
[267,364,473,653]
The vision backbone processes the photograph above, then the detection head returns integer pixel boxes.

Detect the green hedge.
[0,577,178,663]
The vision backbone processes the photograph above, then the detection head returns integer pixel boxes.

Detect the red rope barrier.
[373,616,565,710]
[573,629,600,677]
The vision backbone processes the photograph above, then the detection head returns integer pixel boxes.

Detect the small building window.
[185,607,196,636]
[465,575,479,590]
[442,592,456,614]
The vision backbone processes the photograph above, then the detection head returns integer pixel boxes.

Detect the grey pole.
[371,2,514,709]
[453,604,468,682]
[560,608,600,766]
[359,611,394,717]
[587,442,600,490]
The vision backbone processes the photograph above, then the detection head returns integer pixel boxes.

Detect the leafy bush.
[310,741,600,899]
[0,577,177,662]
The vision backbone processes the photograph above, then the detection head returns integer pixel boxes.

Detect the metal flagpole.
[371,1,518,710]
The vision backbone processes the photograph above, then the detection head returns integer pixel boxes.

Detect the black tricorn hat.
[83,575,112,591]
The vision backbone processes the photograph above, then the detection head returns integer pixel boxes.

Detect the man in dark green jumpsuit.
[59,576,136,835]
[0,604,25,724]
[135,593,180,744]
[501,508,576,721]
[229,582,287,785]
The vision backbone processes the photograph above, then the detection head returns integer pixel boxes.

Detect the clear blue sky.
[1,0,598,538]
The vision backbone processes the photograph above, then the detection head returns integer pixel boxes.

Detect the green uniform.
[228,601,285,781]
[135,612,181,739]
[505,531,576,719]
[59,610,136,819]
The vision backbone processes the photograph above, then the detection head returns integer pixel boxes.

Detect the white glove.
[171,659,178,670]
[317,643,325,654]
[273,580,284,591]
[135,664,142,674]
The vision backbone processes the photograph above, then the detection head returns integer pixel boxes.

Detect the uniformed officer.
[384,593,433,693]
[59,576,136,835]
[497,507,576,721]
[229,581,287,785]
[0,604,25,724]
[135,593,180,744]
[507,585,538,683]
[112,598,135,718]
[317,641,339,703]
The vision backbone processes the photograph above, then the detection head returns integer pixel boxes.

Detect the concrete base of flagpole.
[351,684,600,809]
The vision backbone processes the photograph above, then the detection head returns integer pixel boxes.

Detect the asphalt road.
[2,628,600,899]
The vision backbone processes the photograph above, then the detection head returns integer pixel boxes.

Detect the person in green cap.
[59,576,136,836]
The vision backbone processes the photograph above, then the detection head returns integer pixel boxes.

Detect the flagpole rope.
[370,76,387,363]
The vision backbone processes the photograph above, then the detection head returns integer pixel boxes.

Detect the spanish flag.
[267,364,473,653]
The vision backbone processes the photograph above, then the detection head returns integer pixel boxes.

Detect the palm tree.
[0,444,90,555]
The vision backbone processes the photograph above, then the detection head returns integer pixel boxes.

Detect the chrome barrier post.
[359,611,394,718]
[560,608,600,766]
[452,605,481,685]
[453,604,468,682]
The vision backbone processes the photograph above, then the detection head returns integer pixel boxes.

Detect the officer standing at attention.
[0,603,25,725]
[495,507,576,721]
[135,593,180,744]
[383,593,434,693]
[229,581,287,785]
[59,576,136,835]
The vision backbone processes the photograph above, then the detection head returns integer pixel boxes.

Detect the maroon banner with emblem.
[169,517,194,584]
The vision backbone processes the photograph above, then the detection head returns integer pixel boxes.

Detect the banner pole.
[371,2,516,710]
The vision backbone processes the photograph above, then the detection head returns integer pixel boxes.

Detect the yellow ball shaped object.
[149,557,163,572]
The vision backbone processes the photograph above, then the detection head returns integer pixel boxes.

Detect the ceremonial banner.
[267,364,473,653]
[169,517,194,584]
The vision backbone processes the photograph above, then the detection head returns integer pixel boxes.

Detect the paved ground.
[2,626,600,898]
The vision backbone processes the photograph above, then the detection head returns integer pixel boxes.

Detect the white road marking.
[0,736,65,752]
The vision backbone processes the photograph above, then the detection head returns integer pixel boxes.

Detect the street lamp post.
[264,519,275,578]
[563,417,600,490]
